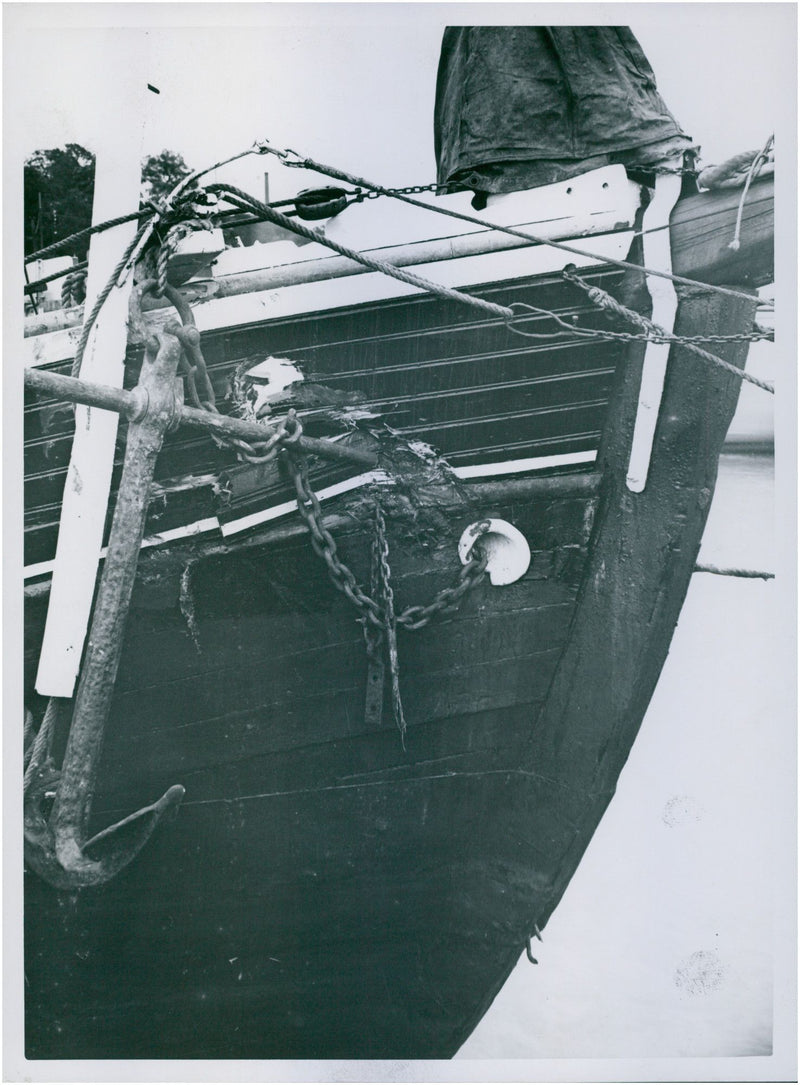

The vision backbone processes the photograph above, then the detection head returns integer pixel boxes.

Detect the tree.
[141,150,192,203]
[24,146,194,259]
[24,144,95,258]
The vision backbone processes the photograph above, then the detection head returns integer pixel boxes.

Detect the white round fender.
[458,518,531,586]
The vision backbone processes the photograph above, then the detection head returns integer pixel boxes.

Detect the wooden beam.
[35,59,149,699]
[671,176,773,287]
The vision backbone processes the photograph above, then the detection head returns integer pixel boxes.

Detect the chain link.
[290,456,386,626]
[144,280,306,464]
[556,266,774,394]
[373,502,407,743]
[289,455,489,632]
[364,182,441,200]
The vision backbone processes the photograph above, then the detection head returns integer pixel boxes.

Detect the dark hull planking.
[24,284,756,1059]
[23,179,767,1058]
[24,268,623,569]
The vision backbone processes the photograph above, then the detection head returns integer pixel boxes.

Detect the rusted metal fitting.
[127,385,150,422]
[24,318,186,889]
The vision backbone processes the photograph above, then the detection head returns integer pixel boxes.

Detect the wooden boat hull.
[22,176,767,1058]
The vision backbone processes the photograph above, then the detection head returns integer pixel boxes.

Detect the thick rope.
[24,261,88,295]
[61,267,88,308]
[23,698,62,791]
[729,135,774,252]
[559,267,774,394]
[208,184,514,320]
[154,219,215,295]
[257,143,766,306]
[71,222,150,379]
[25,211,145,264]
[694,563,774,580]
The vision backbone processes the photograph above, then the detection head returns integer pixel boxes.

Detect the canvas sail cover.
[435,27,691,193]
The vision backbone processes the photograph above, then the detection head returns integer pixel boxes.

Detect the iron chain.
[373,502,407,743]
[145,280,306,464]
[364,183,441,199]
[289,456,489,632]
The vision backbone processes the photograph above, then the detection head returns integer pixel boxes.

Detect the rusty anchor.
[24,311,187,889]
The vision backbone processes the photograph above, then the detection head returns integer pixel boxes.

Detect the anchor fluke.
[25,783,185,890]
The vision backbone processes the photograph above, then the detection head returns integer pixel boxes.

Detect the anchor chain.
[372,502,407,746]
[289,454,489,632]
[146,280,306,464]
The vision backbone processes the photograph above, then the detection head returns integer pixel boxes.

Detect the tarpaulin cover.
[435,27,691,193]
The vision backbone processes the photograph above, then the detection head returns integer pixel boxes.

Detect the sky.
[6,3,794,205]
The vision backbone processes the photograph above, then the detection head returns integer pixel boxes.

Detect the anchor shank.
[25,366,379,469]
[49,332,183,866]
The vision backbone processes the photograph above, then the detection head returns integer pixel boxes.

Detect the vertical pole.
[36,37,151,697]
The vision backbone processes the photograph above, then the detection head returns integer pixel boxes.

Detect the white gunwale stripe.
[24,450,598,581]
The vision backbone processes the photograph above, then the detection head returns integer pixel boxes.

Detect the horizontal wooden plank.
[671,176,773,287]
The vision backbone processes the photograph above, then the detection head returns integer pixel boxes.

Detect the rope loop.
[61,267,88,308]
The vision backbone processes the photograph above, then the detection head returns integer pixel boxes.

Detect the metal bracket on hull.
[625,173,684,492]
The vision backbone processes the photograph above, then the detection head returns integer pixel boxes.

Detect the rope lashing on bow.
[558,266,774,394]
[254,140,767,307]
[153,218,217,297]
[115,145,273,291]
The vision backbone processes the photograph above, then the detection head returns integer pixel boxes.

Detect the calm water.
[459,451,783,1060]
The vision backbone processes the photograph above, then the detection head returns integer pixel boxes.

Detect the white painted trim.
[24,449,600,580]
[625,175,683,492]
[25,516,222,582]
[219,470,393,537]
[452,450,597,479]
[34,64,150,698]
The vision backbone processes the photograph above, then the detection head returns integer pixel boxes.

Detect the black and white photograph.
[5,3,796,1080]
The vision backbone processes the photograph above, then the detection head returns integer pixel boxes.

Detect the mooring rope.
[558,266,774,393]
[71,222,150,379]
